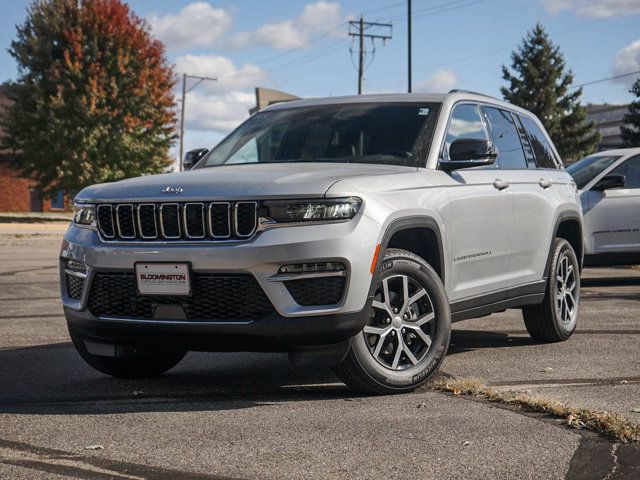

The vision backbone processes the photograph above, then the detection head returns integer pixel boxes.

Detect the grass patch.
[432,378,640,443]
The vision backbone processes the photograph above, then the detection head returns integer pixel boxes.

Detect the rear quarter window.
[518,115,559,169]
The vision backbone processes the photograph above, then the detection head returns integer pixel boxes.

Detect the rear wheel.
[334,249,451,394]
[522,238,580,342]
[68,324,186,378]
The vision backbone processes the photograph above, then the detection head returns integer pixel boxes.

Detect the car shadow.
[448,329,534,355]
[0,342,353,416]
[582,276,640,288]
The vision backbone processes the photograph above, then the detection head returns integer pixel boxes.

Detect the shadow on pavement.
[0,342,351,415]
[582,276,640,288]
[0,329,541,415]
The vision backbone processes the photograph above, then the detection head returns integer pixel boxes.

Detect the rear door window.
[483,107,527,169]
[519,115,558,169]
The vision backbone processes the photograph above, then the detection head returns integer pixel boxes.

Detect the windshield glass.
[196,102,440,168]
[566,155,621,189]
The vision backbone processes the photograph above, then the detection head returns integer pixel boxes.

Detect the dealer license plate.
[135,263,191,296]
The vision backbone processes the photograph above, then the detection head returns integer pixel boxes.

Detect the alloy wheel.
[364,274,435,371]
[555,253,578,325]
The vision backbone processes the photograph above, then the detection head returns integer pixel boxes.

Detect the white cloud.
[541,0,640,17]
[415,69,459,93]
[148,2,233,50]
[612,39,640,83]
[174,54,268,93]
[183,90,255,132]
[235,1,344,50]
[173,54,267,137]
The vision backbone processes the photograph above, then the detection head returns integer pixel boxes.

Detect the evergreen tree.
[621,79,640,147]
[1,0,176,196]
[501,23,600,162]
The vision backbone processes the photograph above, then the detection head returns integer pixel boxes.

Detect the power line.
[573,70,640,89]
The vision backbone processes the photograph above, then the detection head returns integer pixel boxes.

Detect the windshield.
[566,154,621,189]
[196,102,440,168]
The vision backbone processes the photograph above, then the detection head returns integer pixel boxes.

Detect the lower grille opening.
[66,273,84,300]
[284,276,346,306]
[88,272,275,321]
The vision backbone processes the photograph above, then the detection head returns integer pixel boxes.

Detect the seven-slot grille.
[97,202,258,241]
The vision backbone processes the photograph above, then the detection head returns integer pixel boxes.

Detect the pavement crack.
[604,444,620,480]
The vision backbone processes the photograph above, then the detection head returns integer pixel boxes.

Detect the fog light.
[278,262,345,274]
[66,259,86,272]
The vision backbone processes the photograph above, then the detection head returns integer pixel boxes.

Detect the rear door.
[441,103,513,302]
[586,154,640,254]
[486,110,560,286]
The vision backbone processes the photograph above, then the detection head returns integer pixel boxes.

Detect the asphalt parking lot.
[0,234,638,479]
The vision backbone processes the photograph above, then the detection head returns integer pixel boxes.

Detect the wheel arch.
[369,217,445,297]
[545,212,584,278]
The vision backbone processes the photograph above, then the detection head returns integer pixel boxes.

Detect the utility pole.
[348,17,392,95]
[179,73,218,171]
[407,0,412,92]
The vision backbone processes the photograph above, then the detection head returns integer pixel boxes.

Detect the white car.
[567,147,640,266]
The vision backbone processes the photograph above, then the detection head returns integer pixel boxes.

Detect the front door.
[587,155,640,254]
[441,103,513,302]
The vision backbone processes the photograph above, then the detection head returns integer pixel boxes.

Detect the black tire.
[333,248,451,394]
[522,238,580,342]
[68,323,186,378]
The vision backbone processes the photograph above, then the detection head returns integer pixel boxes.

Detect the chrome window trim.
[96,204,115,239]
[115,204,136,239]
[234,201,258,238]
[136,204,158,239]
[159,203,181,239]
[183,202,206,239]
[208,202,231,239]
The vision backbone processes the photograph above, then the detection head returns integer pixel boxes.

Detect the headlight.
[264,197,361,223]
[73,203,96,227]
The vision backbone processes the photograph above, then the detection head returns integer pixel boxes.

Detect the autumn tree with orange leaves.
[2,0,176,196]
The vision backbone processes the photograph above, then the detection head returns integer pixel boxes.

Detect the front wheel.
[334,249,451,394]
[522,238,580,342]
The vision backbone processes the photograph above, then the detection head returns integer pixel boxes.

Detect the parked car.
[566,147,640,266]
[61,91,583,393]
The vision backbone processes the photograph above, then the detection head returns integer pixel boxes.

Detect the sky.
[1,0,639,163]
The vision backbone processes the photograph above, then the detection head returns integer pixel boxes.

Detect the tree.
[621,79,640,147]
[501,23,600,162]
[1,0,176,197]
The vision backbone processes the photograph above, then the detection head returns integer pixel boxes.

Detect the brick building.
[0,86,69,212]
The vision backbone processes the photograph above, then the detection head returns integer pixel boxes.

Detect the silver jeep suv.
[61,91,583,393]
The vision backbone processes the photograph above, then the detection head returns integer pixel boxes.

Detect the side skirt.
[450,280,547,322]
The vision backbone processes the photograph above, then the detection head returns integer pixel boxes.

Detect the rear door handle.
[539,178,553,189]
[493,179,510,191]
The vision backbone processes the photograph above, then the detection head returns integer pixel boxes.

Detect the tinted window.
[198,103,439,168]
[519,115,558,169]
[50,190,64,209]
[483,107,527,169]
[443,104,488,160]
[566,155,621,189]
[611,155,640,189]
[514,115,536,168]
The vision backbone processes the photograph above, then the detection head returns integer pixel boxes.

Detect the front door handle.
[493,179,510,191]
[539,178,553,189]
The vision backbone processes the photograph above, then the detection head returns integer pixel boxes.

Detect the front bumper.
[60,213,381,347]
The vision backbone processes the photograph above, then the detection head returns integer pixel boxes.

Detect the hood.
[76,163,415,202]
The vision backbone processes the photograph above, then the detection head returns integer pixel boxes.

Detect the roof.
[262,91,531,116]
[590,147,640,157]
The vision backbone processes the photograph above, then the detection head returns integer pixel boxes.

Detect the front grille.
[284,276,346,306]
[66,273,84,300]
[97,201,258,242]
[88,272,275,321]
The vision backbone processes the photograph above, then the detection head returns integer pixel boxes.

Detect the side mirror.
[183,148,209,170]
[440,139,498,172]
[592,174,626,191]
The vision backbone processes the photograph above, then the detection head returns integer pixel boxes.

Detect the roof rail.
[448,89,500,100]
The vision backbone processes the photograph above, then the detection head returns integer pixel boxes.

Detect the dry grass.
[432,378,640,443]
